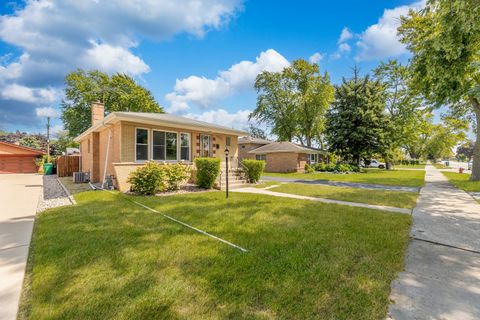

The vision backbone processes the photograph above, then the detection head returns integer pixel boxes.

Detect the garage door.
[0,156,38,173]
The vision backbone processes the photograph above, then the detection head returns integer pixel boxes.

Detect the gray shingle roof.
[114,112,247,134]
[238,136,272,145]
[248,141,325,154]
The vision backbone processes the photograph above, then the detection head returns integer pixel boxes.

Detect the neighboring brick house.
[74,102,247,191]
[246,141,326,173]
[238,136,272,162]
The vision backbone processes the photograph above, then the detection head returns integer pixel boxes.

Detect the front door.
[200,134,212,157]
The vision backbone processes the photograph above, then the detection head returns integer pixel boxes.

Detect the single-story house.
[74,102,247,191]
[0,141,45,173]
[238,136,272,162]
[247,141,326,173]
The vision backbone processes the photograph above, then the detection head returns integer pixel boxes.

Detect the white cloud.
[166,49,289,112]
[1,84,60,104]
[0,0,243,127]
[185,109,251,130]
[36,107,60,118]
[338,27,353,43]
[339,43,351,53]
[355,0,425,61]
[309,52,323,64]
[81,42,150,75]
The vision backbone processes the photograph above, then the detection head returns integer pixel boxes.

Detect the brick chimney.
[91,101,105,126]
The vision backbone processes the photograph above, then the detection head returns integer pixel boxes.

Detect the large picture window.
[180,133,190,161]
[135,128,149,161]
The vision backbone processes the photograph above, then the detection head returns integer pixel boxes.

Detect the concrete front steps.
[218,169,249,190]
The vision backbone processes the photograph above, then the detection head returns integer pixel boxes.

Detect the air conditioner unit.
[73,172,89,183]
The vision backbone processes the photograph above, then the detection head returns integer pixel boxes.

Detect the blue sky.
[0,0,424,136]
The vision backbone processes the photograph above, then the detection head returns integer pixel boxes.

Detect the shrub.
[195,157,221,189]
[325,164,336,172]
[164,164,190,191]
[335,163,351,173]
[243,160,266,183]
[127,162,166,195]
[314,163,327,171]
[304,163,315,173]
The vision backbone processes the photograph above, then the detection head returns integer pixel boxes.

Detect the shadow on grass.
[20,190,411,319]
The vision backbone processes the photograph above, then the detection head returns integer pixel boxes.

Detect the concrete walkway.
[261,176,420,193]
[388,165,480,320]
[232,187,411,214]
[0,174,42,320]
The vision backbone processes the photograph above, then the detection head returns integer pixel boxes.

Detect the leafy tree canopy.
[398,0,480,179]
[250,59,334,147]
[61,69,163,137]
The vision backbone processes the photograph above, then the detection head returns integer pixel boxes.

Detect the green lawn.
[393,164,425,169]
[263,169,425,187]
[20,191,411,320]
[442,172,480,192]
[269,183,418,209]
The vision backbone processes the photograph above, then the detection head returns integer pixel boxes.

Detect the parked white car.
[468,161,472,170]
[368,159,386,169]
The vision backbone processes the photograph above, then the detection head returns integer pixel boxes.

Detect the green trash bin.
[43,163,53,175]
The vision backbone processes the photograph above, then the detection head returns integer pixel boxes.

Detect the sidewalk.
[388,165,480,320]
[0,174,42,320]
[232,187,411,214]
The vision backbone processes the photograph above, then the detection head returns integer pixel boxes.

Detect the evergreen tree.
[326,70,389,164]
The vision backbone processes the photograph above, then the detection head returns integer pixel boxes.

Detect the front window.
[180,133,190,161]
[135,128,149,161]
[166,132,177,160]
[256,154,266,161]
[152,131,165,160]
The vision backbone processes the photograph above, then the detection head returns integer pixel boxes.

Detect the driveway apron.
[0,174,42,320]
[388,165,480,320]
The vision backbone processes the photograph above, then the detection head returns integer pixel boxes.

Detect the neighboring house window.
[226,136,231,147]
[256,154,266,161]
[180,133,190,161]
[166,132,178,160]
[135,128,149,161]
[152,131,165,160]
[309,154,318,163]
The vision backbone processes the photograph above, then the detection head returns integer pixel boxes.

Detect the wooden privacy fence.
[57,155,80,177]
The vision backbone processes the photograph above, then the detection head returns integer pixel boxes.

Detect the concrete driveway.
[0,174,42,320]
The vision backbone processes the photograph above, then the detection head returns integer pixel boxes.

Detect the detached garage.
[0,141,45,174]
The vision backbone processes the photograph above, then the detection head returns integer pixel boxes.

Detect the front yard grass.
[393,164,425,169]
[442,172,480,192]
[20,190,411,320]
[269,183,418,209]
[263,169,425,187]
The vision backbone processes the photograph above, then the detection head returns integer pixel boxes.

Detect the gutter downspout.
[101,125,113,189]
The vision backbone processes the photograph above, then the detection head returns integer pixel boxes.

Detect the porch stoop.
[218,168,249,190]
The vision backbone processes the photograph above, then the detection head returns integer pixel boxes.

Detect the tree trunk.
[470,97,480,181]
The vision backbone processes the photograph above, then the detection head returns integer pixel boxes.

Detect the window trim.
[180,132,191,162]
[135,127,150,162]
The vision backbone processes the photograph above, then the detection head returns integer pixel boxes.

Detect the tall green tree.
[326,70,389,164]
[457,140,475,161]
[374,60,428,167]
[426,117,467,160]
[398,0,480,180]
[52,131,79,155]
[250,59,334,146]
[61,70,163,137]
